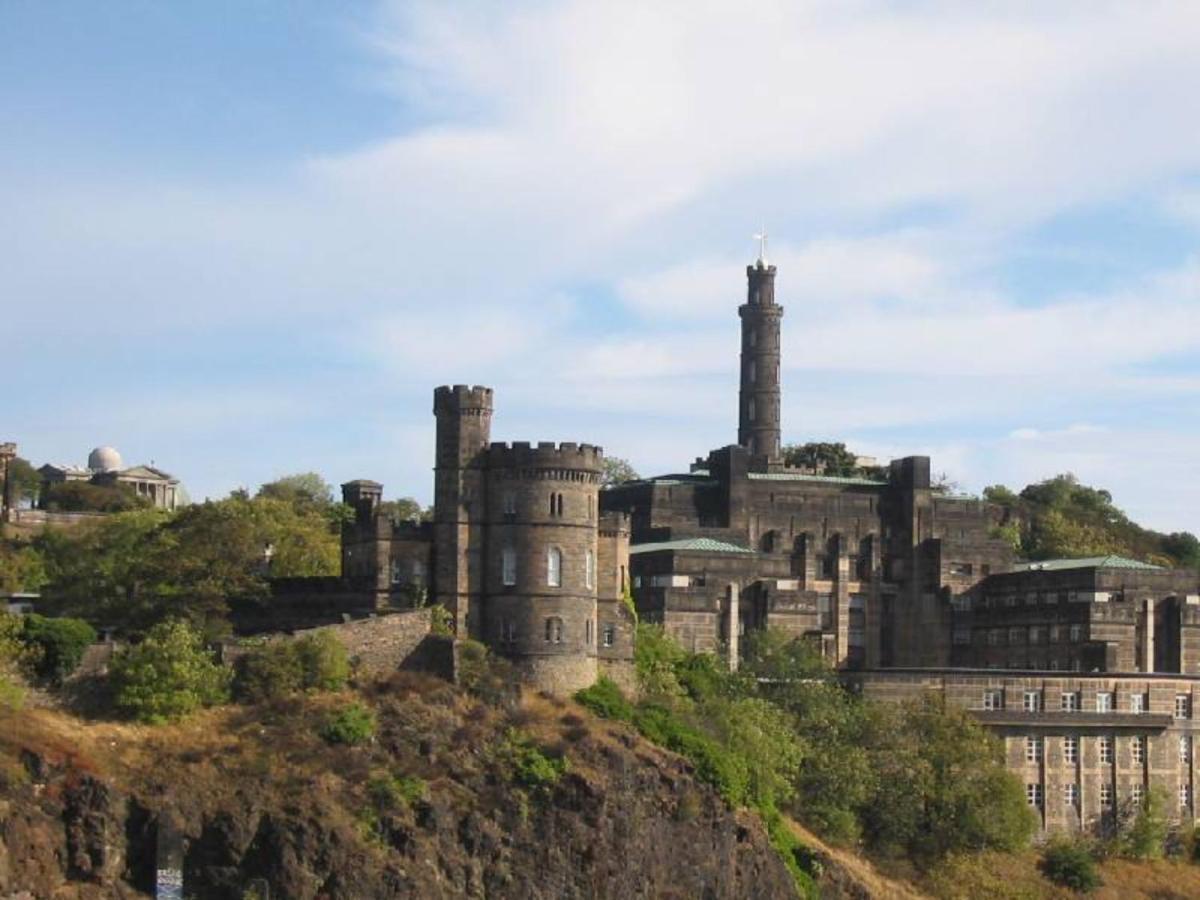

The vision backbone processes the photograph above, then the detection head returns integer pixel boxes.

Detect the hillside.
[0,672,801,899]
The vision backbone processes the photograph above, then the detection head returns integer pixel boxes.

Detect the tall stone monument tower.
[737,255,784,464]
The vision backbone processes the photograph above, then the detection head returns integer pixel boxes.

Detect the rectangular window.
[502,620,517,643]
[1096,692,1113,713]
[1177,694,1191,720]
[1131,693,1146,714]
[1026,783,1042,807]
[1026,736,1043,763]
[1132,736,1145,765]
[585,618,593,645]
[602,624,615,648]
[1181,735,1191,764]
[1100,784,1114,809]
[547,547,562,587]
[1100,736,1114,764]
[1064,783,1079,807]
[503,491,516,516]
[1131,784,1144,807]
[1069,624,1083,643]
[982,690,1003,711]
[1029,626,1043,645]
[988,629,1001,646]
[1009,627,1023,645]
[1061,692,1080,712]
[1064,736,1078,765]
[1049,625,1061,643]
[1023,690,1042,713]
[585,550,595,590]
[502,547,517,586]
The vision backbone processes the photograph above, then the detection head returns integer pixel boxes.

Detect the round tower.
[482,441,604,695]
[737,260,784,463]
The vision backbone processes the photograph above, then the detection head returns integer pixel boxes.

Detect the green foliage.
[1119,786,1169,859]
[429,604,453,637]
[501,728,568,791]
[233,640,302,703]
[367,770,427,810]
[377,497,430,523]
[983,484,1020,507]
[762,805,821,900]
[1,456,40,506]
[634,623,686,699]
[0,538,48,594]
[1041,836,1102,892]
[255,472,334,509]
[41,481,149,512]
[110,619,230,723]
[989,521,1022,553]
[619,583,638,625]
[456,639,517,706]
[293,631,350,692]
[574,676,634,721]
[600,456,641,486]
[781,442,862,477]
[319,701,376,745]
[20,614,96,684]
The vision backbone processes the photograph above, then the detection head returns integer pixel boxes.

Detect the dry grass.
[786,819,931,900]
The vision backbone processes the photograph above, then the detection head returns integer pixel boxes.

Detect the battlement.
[484,440,604,474]
[599,510,631,536]
[433,384,494,415]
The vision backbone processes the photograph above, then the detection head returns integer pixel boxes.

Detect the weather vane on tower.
[753,227,769,266]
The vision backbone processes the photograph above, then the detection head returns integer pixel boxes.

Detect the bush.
[110,620,230,723]
[368,771,427,810]
[429,604,453,636]
[1120,787,1169,859]
[457,639,518,707]
[294,631,350,691]
[501,728,568,791]
[20,614,96,684]
[320,701,376,745]
[234,631,350,703]
[574,676,633,721]
[1041,837,1102,892]
[633,623,686,699]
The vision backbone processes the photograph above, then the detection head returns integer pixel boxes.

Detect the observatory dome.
[87,446,123,473]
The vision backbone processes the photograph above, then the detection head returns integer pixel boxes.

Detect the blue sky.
[3,1,1199,533]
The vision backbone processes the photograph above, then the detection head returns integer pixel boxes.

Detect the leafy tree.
[1,457,40,507]
[42,481,148,513]
[293,630,350,691]
[633,623,687,700]
[600,456,641,486]
[1041,837,1102,892]
[1162,532,1200,569]
[377,497,429,523]
[1120,786,1169,859]
[110,619,230,723]
[20,614,96,684]
[0,539,48,593]
[256,472,334,510]
[233,640,303,703]
[982,484,1019,508]
[782,442,859,476]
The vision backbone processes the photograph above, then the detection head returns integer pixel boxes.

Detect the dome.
[87,446,123,473]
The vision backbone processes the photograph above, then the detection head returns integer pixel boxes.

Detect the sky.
[2,1,1199,533]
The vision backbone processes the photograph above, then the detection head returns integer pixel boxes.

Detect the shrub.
[429,604,453,637]
[1120,786,1169,859]
[20,614,96,684]
[368,771,427,810]
[457,639,518,707]
[233,642,303,703]
[632,704,749,806]
[501,728,568,791]
[320,701,376,745]
[574,676,633,721]
[293,631,350,691]
[633,623,686,699]
[1041,837,1102,892]
[110,620,230,723]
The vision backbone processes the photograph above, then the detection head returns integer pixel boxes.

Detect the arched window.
[748,360,756,383]
[547,547,562,586]
[748,398,756,422]
[585,549,595,590]
[587,495,594,520]
[545,616,564,643]
[502,546,517,586]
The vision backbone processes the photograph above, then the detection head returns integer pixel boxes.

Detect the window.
[1023,690,1042,713]
[547,547,563,586]
[502,547,517,586]
[501,619,517,643]
[749,328,756,348]
[1029,626,1043,645]
[1131,784,1144,807]
[1100,736,1114,764]
[1026,783,1042,808]
[1026,736,1043,763]
[1182,735,1192,764]
[748,398,756,422]
[585,550,595,590]
[1182,785,1192,810]
[503,491,516,516]
[587,495,594,520]
[1069,624,1082,643]
[585,618,593,645]
[1049,625,1061,643]
[988,629,1001,646]
[1177,694,1192,720]
[390,559,403,585]
[1009,627,1023,645]
[602,623,616,648]
[1132,736,1145,765]
[1064,736,1078,764]
[983,690,1003,711]
[1064,783,1079,807]
[1096,692,1113,713]
[544,616,563,643]
[1100,784,1114,809]
[953,627,971,646]
[1061,692,1080,712]
[748,360,757,383]
[1131,693,1146,715]
[548,492,564,517]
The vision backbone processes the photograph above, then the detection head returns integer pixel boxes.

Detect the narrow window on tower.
[547,547,563,587]
[749,329,757,348]
[502,547,517,586]
[748,398,756,422]
[549,493,556,516]
[585,550,595,590]
[556,493,564,517]
[749,360,756,383]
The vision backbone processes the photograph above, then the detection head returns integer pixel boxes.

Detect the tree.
[377,497,429,523]
[109,619,230,723]
[600,456,641,486]
[41,481,148,512]
[1,457,40,508]
[983,484,1019,508]
[1162,532,1200,569]
[1120,786,1169,859]
[19,614,96,684]
[782,442,859,476]
[256,472,334,509]
[0,539,47,593]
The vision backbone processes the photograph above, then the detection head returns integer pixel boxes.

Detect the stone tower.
[737,260,784,464]
[433,385,494,636]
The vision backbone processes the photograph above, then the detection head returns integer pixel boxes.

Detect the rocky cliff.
[0,673,798,899]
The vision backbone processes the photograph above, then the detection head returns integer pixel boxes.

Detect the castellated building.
[273,251,1200,834]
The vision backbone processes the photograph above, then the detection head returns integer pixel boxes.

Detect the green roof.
[630,537,755,555]
[746,472,886,486]
[1012,555,1164,572]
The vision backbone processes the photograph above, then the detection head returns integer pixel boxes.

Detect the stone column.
[726,582,740,672]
